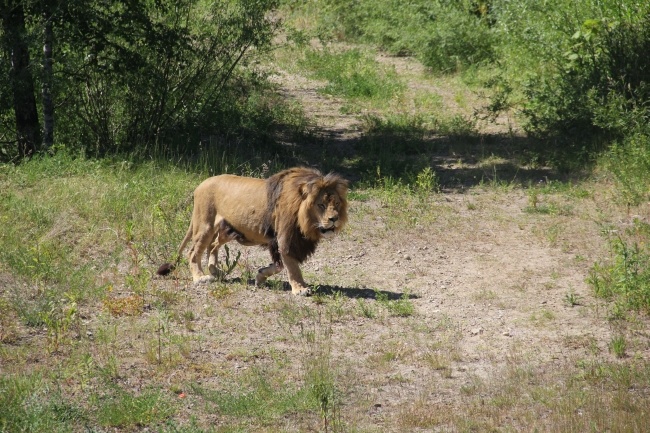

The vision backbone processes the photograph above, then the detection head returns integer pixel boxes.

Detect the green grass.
[0,373,175,432]
[300,48,404,101]
[191,370,313,421]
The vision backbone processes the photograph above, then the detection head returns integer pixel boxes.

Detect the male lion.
[159,167,348,295]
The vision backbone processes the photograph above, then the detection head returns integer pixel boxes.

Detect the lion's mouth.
[319,226,336,235]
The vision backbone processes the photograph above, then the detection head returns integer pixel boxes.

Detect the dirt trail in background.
[166,53,643,428]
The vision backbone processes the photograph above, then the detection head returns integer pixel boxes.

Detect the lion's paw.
[194,275,216,285]
[291,286,311,296]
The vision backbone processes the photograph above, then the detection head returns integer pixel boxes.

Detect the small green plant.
[356,299,376,319]
[221,244,242,278]
[564,291,581,307]
[413,166,439,196]
[376,291,415,317]
[40,296,78,353]
[609,335,627,358]
[589,235,650,314]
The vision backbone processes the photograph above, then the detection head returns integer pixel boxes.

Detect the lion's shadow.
[226,277,416,300]
[312,284,418,300]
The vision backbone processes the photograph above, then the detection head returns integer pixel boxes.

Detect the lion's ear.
[299,179,318,199]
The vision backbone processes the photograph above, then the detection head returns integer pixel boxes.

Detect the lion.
[158,167,349,295]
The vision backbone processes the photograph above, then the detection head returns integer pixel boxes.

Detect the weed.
[609,335,627,359]
[40,296,78,353]
[220,244,242,278]
[589,234,650,314]
[356,299,376,319]
[564,290,581,307]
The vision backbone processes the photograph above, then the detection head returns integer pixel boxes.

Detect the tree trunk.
[42,3,54,151]
[1,1,41,158]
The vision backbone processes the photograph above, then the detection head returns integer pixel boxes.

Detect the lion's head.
[269,168,348,262]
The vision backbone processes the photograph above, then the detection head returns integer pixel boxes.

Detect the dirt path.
[153,52,646,430]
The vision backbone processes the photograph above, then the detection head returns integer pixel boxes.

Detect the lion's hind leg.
[189,223,218,284]
[207,218,238,280]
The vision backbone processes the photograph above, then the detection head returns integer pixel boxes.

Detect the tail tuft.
[157,262,175,276]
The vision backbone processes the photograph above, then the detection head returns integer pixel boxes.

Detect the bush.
[603,129,650,205]
[521,14,650,142]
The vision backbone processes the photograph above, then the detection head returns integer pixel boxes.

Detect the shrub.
[589,232,650,315]
[604,129,650,205]
[520,12,650,144]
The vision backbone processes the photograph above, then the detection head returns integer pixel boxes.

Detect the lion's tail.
[157,221,193,276]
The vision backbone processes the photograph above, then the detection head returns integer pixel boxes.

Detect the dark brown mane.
[263,167,329,264]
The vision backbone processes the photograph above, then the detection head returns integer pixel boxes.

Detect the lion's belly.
[219,207,269,245]
[196,175,271,245]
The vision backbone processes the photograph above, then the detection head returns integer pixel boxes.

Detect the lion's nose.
[329,216,338,223]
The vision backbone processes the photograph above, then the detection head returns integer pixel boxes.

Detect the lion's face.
[312,189,346,239]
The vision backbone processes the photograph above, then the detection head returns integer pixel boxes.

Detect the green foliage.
[589,229,650,315]
[295,0,496,72]
[0,0,281,159]
[522,13,650,139]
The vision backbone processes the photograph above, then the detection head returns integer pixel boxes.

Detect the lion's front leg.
[255,263,282,287]
[282,255,310,296]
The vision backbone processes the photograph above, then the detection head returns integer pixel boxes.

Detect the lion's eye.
[318,204,326,210]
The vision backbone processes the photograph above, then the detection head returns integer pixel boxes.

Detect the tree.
[41,0,54,150]
[0,0,279,160]
[1,0,41,158]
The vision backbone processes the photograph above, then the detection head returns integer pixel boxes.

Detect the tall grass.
[589,226,650,315]
[300,48,404,100]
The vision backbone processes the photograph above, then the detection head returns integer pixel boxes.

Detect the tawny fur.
[159,167,348,295]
